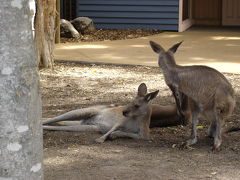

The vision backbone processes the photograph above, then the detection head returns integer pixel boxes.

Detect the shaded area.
[42,63,240,180]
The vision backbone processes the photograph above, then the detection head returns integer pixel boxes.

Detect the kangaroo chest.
[120,119,140,133]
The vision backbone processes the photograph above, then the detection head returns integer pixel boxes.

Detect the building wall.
[76,0,179,31]
[192,0,222,26]
[61,0,76,20]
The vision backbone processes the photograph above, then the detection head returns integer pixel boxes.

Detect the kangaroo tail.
[226,127,240,133]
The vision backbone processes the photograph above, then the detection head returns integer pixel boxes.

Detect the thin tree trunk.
[0,1,42,179]
[55,0,61,43]
[35,0,56,68]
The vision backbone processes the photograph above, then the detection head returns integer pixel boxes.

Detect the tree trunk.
[0,1,42,179]
[35,0,56,68]
[55,0,61,43]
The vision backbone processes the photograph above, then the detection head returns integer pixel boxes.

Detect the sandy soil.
[41,62,240,180]
[60,29,162,43]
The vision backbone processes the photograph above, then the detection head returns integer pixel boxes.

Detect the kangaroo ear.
[138,83,147,97]
[168,41,183,54]
[149,41,165,54]
[145,90,159,102]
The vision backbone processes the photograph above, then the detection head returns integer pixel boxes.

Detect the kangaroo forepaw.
[95,137,105,144]
[108,133,118,140]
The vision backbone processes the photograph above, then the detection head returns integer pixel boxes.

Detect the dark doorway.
[60,0,76,20]
[192,0,222,26]
[183,0,190,21]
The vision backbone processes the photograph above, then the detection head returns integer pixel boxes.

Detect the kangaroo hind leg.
[208,121,216,138]
[184,100,200,147]
[169,85,189,126]
[209,88,233,151]
[205,107,224,151]
[213,110,224,151]
[43,125,100,132]
[42,106,101,125]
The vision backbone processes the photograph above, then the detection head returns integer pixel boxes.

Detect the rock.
[71,17,95,34]
[60,19,80,38]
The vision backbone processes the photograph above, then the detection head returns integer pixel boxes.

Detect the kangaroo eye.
[134,105,140,108]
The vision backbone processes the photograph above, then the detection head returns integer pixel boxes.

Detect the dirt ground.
[60,29,162,43]
[41,62,240,180]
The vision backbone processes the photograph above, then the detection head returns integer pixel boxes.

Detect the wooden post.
[55,0,61,43]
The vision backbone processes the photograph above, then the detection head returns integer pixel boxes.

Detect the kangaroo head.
[123,83,159,118]
[149,41,183,54]
[149,41,183,67]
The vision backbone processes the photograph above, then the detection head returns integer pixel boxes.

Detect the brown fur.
[43,83,159,143]
[150,104,190,127]
[149,40,235,150]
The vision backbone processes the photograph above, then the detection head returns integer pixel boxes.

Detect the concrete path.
[54,27,240,73]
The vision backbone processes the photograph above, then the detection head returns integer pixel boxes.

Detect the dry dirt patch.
[41,62,240,180]
[60,29,163,43]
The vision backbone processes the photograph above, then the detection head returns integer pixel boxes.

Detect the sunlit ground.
[54,27,240,74]
[181,62,240,74]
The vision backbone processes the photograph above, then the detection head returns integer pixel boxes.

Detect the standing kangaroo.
[149,41,235,150]
[43,83,159,143]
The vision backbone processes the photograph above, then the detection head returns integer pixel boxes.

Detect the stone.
[71,17,95,34]
[60,19,80,38]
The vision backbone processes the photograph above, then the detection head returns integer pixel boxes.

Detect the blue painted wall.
[76,0,179,31]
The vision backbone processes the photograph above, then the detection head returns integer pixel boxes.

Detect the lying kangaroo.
[43,83,159,143]
[149,40,235,150]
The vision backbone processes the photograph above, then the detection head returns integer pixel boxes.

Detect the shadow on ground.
[41,62,240,180]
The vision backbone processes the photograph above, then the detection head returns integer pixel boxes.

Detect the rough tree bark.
[0,1,42,179]
[35,0,56,68]
[55,0,61,43]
